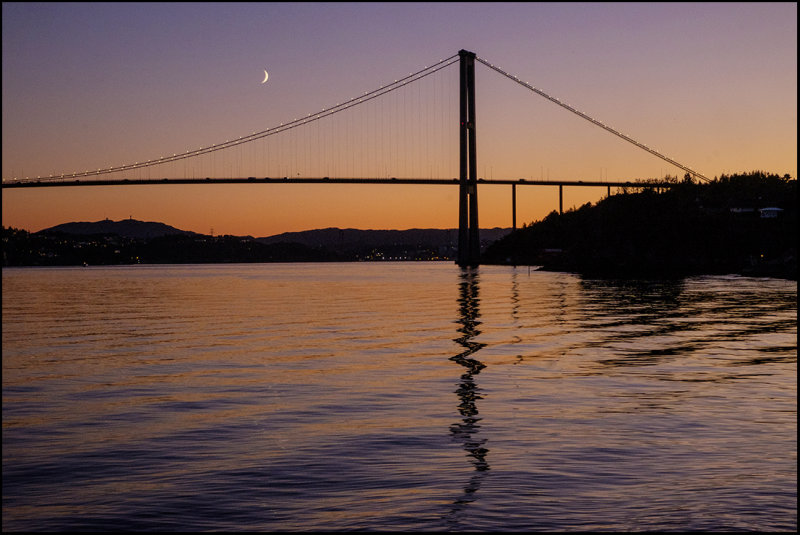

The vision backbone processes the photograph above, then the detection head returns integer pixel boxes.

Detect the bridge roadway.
[0,176,676,188]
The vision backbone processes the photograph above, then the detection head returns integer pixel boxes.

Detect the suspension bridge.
[1,50,708,267]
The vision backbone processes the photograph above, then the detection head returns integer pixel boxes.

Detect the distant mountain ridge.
[38,220,512,251]
[40,218,197,239]
[257,227,511,249]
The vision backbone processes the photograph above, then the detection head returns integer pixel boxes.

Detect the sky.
[2,2,796,237]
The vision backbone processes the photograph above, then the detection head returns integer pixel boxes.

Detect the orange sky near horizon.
[3,3,796,237]
[1,182,608,236]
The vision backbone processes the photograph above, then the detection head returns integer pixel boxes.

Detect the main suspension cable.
[37,54,460,181]
[476,56,709,182]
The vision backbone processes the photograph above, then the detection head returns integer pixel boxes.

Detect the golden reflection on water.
[2,264,796,532]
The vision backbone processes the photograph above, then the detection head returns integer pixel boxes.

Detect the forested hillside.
[482,172,796,279]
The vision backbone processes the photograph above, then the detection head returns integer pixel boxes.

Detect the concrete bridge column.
[512,183,517,230]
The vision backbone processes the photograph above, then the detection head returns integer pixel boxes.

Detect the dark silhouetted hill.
[257,227,511,260]
[41,218,197,239]
[482,171,796,279]
[3,222,511,266]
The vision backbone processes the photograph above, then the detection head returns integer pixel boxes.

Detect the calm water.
[2,263,796,531]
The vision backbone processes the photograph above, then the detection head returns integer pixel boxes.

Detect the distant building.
[759,207,784,218]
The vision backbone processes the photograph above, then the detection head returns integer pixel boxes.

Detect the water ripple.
[3,264,795,531]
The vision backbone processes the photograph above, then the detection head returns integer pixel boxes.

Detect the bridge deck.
[1,177,676,189]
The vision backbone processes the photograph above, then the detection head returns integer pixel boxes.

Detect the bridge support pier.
[559,184,563,215]
[457,50,480,268]
[512,183,517,230]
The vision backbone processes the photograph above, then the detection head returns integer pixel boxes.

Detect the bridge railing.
[0,176,682,189]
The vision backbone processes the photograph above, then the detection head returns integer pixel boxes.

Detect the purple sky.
[2,2,796,236]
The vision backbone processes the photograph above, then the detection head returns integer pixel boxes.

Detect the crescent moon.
[261,70,269,84]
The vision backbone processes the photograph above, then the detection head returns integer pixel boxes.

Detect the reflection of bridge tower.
[450,268,489,474]
[457,50,480,268]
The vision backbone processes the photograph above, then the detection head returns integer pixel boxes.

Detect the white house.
[759,207,784,218]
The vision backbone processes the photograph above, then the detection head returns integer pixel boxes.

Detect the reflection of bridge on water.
[447,268,489,522]
[2,49,708,267]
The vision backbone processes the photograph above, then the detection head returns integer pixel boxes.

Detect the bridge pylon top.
[458,49,476,58]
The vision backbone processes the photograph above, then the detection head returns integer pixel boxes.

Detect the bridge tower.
[457,49,480,267]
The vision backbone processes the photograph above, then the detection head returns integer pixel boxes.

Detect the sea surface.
[2,263,796,531]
